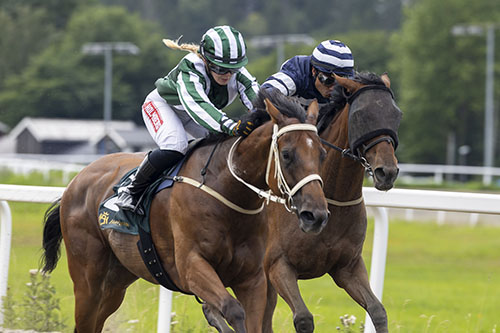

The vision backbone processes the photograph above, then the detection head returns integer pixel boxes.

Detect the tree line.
[0,0,498,166]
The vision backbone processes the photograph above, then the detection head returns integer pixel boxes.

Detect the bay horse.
[261,73,401,333]
[41,89,330,333]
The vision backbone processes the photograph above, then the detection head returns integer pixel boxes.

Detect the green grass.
[2,172,500,332]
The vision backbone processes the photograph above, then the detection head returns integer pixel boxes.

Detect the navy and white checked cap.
[311,40,354,77]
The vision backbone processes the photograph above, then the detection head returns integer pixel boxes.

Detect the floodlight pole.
[484,25,495,185]
[451,24,496,185]
[104,47,112,126]
[82,42,140,153]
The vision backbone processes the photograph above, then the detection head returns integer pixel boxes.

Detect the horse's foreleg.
[179,254,246,333]
[329,257,388,333]
[262,277,277,333]
[202,303,235,333]
[267,259,314,333]
[232,268,267,333]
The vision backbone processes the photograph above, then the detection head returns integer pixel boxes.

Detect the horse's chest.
[288,232,360,277]
[199,229,265,281]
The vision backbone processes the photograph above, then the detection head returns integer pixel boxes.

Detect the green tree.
[0,6,56,89]
[390,0,499,165]
[0,0,94,28]
[0,5,180,127]
[336,30,393,76]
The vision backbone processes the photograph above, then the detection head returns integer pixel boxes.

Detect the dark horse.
[41,90,330,333]
[260,73,401,333]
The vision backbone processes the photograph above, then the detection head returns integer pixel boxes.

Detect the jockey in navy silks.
[261,40,354,107]
[116,26,259,212]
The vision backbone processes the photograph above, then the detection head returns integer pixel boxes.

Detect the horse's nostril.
[374,168,386,180]
[299,211,315,224]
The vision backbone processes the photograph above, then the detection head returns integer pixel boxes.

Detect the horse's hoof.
[294,315,314,333]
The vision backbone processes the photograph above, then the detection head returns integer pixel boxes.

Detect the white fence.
[1,185,500,332]
[3,155,500,186]
[399,163,500,185]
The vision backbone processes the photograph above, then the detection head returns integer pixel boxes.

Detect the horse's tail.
[40,199,63,273]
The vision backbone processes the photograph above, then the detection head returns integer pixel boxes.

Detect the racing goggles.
[207,62,239,75]
[317,72,336,87]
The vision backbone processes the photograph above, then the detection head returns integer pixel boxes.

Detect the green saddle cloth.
[98,139,204,235]
[98,168,166,235]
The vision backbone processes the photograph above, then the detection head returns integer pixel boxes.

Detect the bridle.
[171,123,323,215]
[320,135,395,177]
[228,123,323,212]
[320,84,397,177]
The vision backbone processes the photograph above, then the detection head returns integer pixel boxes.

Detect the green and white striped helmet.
[200,26,248,69]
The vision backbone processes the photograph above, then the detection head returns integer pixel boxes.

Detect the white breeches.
[142,89,209,154]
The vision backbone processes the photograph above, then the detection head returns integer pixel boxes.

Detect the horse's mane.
[201,89,307,145]
[251,88,306,123]
[317,71,385,134]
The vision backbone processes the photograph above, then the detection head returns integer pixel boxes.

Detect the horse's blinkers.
[347,86,402,155]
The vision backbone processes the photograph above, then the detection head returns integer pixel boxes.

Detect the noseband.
[228,123,323,212]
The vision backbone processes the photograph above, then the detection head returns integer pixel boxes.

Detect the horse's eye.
[281,149,292,162]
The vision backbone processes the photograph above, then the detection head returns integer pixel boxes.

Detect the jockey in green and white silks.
[116,26,260,214]
[152,51,259,144]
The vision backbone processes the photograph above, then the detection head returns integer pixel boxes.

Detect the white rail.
[398,163,500,185]
[1,185,500,332]
[361,188,500,332]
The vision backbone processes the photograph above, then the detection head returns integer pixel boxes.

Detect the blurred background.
[0,0,498,172]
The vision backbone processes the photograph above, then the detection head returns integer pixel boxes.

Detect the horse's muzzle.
[298,208,330,234]
[374,165,399,191]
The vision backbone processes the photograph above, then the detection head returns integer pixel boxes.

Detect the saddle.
[98,139,205,293]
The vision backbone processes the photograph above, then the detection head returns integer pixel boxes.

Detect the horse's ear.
[333,74,362,93]
[380,73,391,88]
[265,98,285,124]
[306,99,319,125]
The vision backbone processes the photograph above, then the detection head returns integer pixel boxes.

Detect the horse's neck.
[321,107,364,201]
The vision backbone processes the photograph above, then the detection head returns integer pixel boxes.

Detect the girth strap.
[136,226,190,294]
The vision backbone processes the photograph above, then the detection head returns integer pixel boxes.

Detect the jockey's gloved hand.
[231,120,255,137]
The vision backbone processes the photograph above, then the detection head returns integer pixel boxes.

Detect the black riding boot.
[116,149,184,214]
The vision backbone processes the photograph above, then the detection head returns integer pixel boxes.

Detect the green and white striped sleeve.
[176,62,237,135]
[236,67,260,109]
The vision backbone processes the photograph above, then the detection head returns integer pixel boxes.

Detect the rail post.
[0,201,12,326]
[364,207,388,333]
